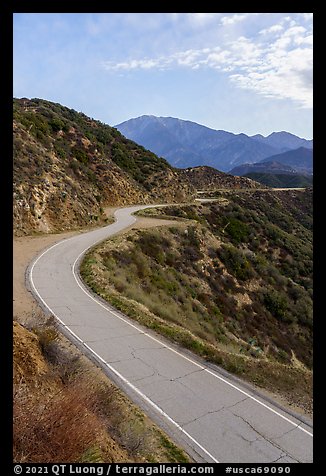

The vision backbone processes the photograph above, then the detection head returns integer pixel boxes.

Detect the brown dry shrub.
[13,378,106,463]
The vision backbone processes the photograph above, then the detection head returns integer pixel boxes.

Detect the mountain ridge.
[243,172,313,188]
[251,131,313,151]
[229,161,298,176]
[259,147,313,174]
[115,115,313,172]
[13,98,261,236]
[229,147,313,188]
[229,146,312,172]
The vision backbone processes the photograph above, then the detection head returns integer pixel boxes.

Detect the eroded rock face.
[13,322,49,383]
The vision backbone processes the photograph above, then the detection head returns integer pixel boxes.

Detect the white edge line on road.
[28,221,219,463]
[29,207,313,459]
[72,248,313,439]
[81,342,219,463]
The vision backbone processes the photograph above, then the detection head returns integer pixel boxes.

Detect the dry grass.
[13,317,191,463]
[13,377,107,463]
[80,224,313,416]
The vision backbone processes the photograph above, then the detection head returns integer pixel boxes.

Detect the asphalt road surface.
[28,205,313,463]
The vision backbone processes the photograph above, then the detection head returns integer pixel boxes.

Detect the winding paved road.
[28,205,313,463]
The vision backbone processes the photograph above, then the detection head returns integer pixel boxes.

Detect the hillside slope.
[259,147,313,175]
[81,189,313,412]
[229,161,297,176]
[13,99,194,235]
[243,173,313,188]
[181,166,263,190]
[14,99,263,236]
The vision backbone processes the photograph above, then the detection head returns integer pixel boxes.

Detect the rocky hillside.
[181,166,263,190]
[13,99,263,236]
[13,98,194,235]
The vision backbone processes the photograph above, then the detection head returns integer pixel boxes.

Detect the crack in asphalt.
[230,413,301,463]
[180,396,250,429]
[130,344,166,353]
[132,370,158,383]
[170,368,205,382]
[271,422,301,440]
[129,349,168,382]
[270,454,288,463]
[181,409,224,429]
[129,347,204,385]
[225,396,250,410]
[180,407,303,462]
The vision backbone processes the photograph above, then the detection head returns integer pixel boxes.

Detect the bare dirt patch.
[14,231,77,318]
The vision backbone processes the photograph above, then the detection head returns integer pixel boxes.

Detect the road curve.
[28,205,313,463]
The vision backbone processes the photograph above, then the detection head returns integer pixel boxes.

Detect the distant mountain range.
[229,161,297,177]
[259,147,313,174]
[13,98,262,235]
[250,132,313,152]
[243,172,313,189]
[229,147,313,176]
[115,116,313,173]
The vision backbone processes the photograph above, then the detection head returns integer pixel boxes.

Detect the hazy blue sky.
[13,13,313,139]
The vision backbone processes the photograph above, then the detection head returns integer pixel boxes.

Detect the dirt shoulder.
[14,231,77,318]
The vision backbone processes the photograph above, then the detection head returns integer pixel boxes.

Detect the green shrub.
[263,290,289,321]
[225,217,250,243]
[218,244,255,281]
[49,117,67,132]
[72,146,89,165]
[137,233,170,264]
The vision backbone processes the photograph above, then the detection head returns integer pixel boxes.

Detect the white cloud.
[229,26,313,107]
[188,13,221,25]
[259,24,284,35]
[295,34,313,46]
[102,21,312,108]
[220,13,249,26]
[230,54,312,107]
[102,58,163,70]
[283,25,307,37]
